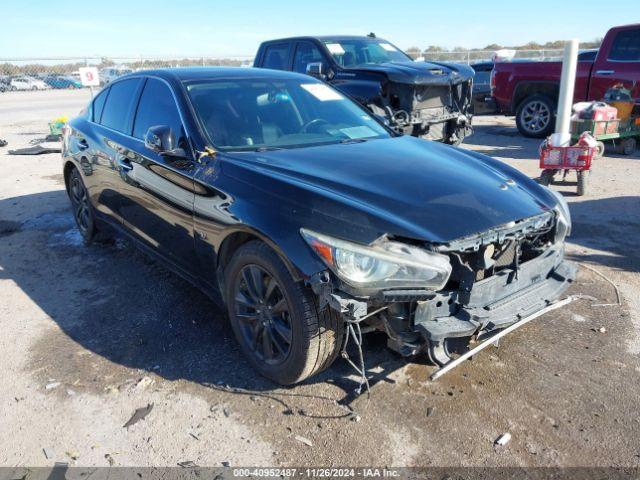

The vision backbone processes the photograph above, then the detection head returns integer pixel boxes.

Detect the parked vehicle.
[62,68,575,384]
[44,75,82,89]
[10,76,50,91]
[99,67,134,85]
[470,62,495,115]
[491,24,640,137]
[0,76,10,92]
[254,35,474,145]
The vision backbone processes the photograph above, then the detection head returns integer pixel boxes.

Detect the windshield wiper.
[340,138,369,144]
[254,146,284,152]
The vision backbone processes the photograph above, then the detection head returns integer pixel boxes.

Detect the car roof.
[261,35,387,44]
[119,67,313,83]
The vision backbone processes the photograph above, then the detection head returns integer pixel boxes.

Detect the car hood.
[351,61,474,85]
[222,136,557,244]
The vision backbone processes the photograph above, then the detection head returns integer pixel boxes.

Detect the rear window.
[608,29,640,61]
[262,44,290,70]
[100,78,141,133]
[92,87,109,123]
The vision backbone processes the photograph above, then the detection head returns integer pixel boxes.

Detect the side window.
[262,43,290,70]
[293,42,326,74]
[92,87,109,123]
[608,29,640,61]
[100,78,141,133]
[133,78,185,146]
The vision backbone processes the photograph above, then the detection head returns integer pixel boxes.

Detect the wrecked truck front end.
[303,205,576,372]
[361,62,474,145]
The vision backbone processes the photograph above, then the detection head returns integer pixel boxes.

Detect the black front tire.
[515,94,555,138]
[225,241,344,385]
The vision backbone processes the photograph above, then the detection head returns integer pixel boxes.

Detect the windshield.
[322,38,412,68]
[186,78,391,151]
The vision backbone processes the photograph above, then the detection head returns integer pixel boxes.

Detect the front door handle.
[595,70,615,75]
[118,157,133,172]
[77,138,89,150]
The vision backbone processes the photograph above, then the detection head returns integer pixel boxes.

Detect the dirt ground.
[1,89,639,468]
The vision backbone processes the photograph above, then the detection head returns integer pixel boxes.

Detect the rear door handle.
[118,157,133,172]
[595,70,615,75]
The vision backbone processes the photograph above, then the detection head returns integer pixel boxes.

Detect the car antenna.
[367,32,376,38]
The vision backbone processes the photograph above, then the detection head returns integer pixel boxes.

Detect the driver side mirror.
[145,125,188,158]
[306,62,325,80]
[145,125,174,152]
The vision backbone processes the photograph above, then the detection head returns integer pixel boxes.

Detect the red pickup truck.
[491,24,640,137]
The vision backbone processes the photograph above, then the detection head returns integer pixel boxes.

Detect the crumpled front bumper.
[414,245,577,343]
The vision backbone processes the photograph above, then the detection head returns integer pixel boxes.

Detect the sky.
[2,0,637,59]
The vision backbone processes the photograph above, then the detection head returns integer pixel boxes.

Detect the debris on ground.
[221,461,230,467]
[592,327,607,333]
[65,451,80,460]
[105,386,119,395]
[104,453,115,466]
[350,414,362,422]
[43,448,54,459]
[0,139,7,147]
[45,382,61,390]
[8,144,61,155]
[177,461,198,468]
[66,389,76,396]
[123,403,154,428]
[132,376,154,392]
[294,435,313,447]
[427,407,435,417]
[494,432,512,447]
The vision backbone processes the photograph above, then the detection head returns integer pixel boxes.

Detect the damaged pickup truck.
[63,68,575,385]
[254,34,474,144]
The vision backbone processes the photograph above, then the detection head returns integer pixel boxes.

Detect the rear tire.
[515,94,555,138]
[225,241,344,385]
[67,167,99,245]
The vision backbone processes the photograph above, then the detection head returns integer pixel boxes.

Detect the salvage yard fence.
[0,49,565,90]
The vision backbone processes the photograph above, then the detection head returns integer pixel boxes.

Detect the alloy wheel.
[69,173,92,236]
[233,264,292,365]
[520,100,551,134]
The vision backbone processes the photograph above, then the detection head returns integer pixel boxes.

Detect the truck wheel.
[515,94,555,138]
[225,241,344,385]
[577,170,589,196]
[619,138,637,156]
[594,141,605,158]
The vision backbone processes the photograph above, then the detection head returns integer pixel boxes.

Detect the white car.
[99,67,133,85]
[10,76,50,91]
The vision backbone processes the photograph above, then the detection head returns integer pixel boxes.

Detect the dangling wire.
[339,306,389,400]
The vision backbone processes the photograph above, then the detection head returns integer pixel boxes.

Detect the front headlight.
[547,188,572,243]
[301,229,452,291]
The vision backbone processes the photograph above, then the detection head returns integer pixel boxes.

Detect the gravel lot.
[1,89,639,467]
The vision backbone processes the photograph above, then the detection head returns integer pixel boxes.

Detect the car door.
[78,78,142,227]
[116,77,198,273]
[589,26,640,101]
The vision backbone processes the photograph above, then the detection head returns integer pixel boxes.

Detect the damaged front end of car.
[303,203,576,377]
[367,63,474,145]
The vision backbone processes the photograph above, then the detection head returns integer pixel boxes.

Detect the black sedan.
[62,68,575,384]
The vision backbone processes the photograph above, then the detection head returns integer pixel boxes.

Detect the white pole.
[551,39,579,147]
